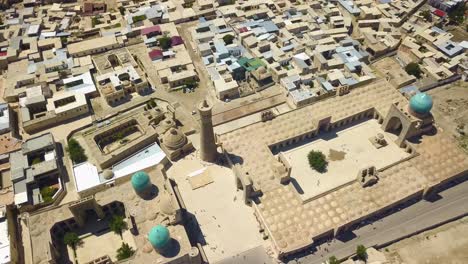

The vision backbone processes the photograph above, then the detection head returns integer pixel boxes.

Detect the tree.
[307,150,328,172]
[420,10,431,22]
[328,256,340,264]
[116,242,135,260]
[118,6,125,16]
[356,245,367,261]
[109,215,127,239]
[183,79,198,89]
[67,138,87,164]
[63,232,81,257]
[223,34,235,45]
[158,35,172,49]
[405,62,422,79]
[448,3,466,25]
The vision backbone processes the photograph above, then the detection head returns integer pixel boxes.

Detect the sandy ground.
[167,155,268,263]
[383,216,468,264]
[282,119,409,201]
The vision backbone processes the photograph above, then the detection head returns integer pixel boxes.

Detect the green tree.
[448,3,466,25]
[118,6,125,16]
[109,215,127,239]
[158,35,172,49]
[183,79,198,89]
[67,138,88,164]
[356,245,367,261]
[116,242,135,260]
[328,256,340,264]
[223,34,235,45]
[420,10,432,21]
[63,232,81,257]
[405,62,422,79]
[31,157,42,165]
[307,150,328,172]
[40,186,58,203]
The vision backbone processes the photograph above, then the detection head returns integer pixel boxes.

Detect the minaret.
[198,99,217,162]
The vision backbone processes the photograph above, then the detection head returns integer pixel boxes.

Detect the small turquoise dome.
[148,225,170,249]
[409,93,433,115]
[131,171,150,193]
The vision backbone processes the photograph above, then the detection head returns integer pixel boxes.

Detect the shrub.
[448,3,466,25]
[420,10,431,21]
[67,138,88,164]
[118,6,125,16]
[223,34,235,45]
[405,62,422,79]
[307,150,328,172]
[116,242,135,260]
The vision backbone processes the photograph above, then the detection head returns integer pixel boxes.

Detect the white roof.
[63,71,97,95]
[113,143,166,178]
[73,162,100,192]
[0,218,10,264]
[14,192,28,205]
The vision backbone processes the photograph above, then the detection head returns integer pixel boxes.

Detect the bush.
[67,138,88,164]
[356,245,367,261]
[40,186,58,203]
[184,79,198,89]
[405,62,422,79]
[91,16,103,27]
[307,150,328,172]
[158,35,172,49]
[223,34,235,45]
[116,242,135,260]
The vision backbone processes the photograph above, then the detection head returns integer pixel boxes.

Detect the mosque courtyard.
[282,118,412,202]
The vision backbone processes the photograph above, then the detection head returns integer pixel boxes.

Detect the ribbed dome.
[162,128,187,150]
[409,93,433,115]
[148,225,170,249]
[131,171,151,193]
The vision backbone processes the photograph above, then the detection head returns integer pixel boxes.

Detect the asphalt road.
[286,179,468,264]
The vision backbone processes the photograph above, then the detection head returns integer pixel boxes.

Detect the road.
[286,179,468,264]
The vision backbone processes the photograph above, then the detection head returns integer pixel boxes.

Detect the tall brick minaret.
[198,99,217,162]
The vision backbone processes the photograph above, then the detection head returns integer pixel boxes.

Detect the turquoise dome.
[409,93,433,115]
[131,171,150,193]
[148,225,170,249]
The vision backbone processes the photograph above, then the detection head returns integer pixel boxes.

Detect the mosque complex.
[15,78,468,264]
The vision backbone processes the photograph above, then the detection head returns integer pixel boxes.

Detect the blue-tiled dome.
[131,171,150,193]
[148,225,170,249]
[410,93,433,115]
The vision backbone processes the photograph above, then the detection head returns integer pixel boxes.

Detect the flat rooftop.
[282,119,411,202]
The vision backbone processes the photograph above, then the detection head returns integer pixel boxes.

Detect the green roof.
[238,57,265,72]
[148,225,170,249]
[131,171,150,193]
